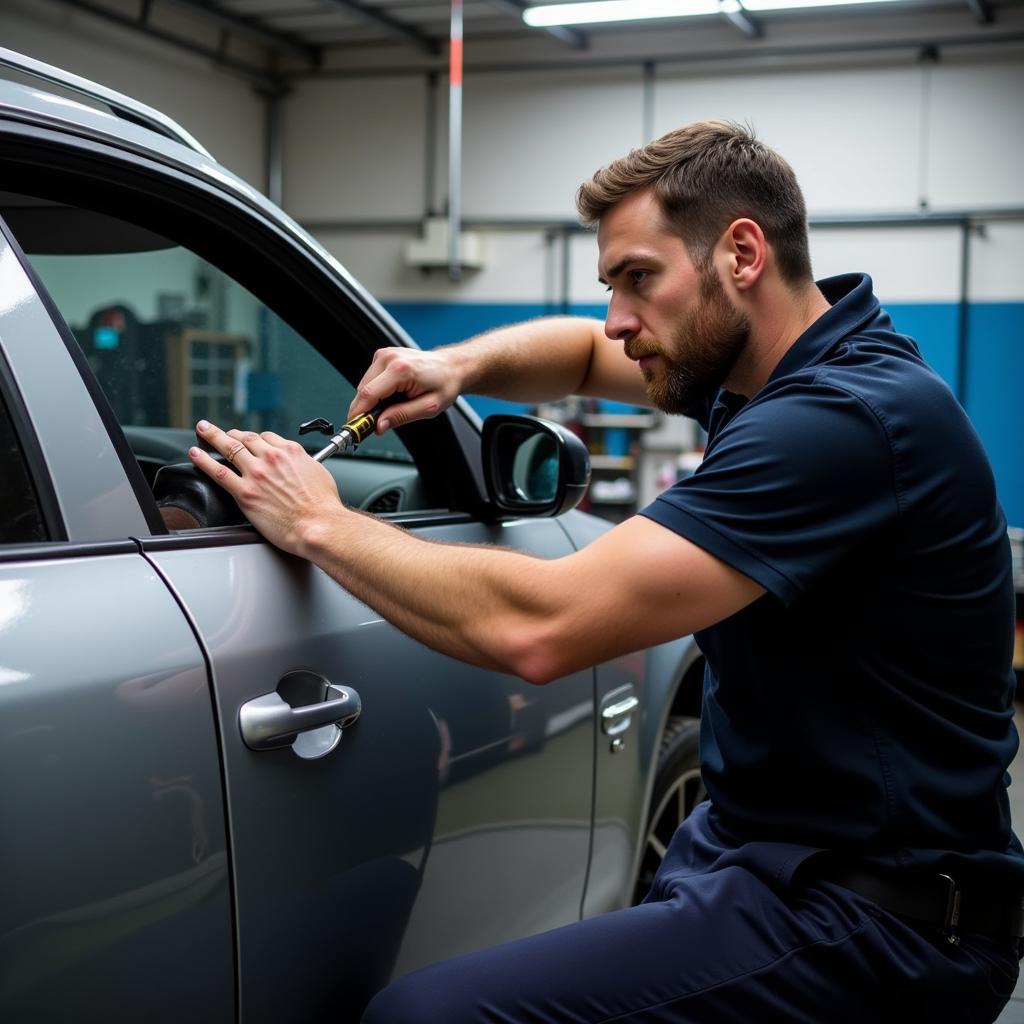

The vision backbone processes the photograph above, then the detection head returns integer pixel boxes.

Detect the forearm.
[350,316,648,428]
[448,316,647,407]
[300,505,565,682]
[447,316,600,403]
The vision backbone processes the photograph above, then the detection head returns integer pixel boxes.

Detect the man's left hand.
[189,420,342,556]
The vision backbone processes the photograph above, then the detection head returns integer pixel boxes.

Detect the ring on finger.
[225,442,245,464]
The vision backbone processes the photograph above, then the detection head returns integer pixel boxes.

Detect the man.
[191,122,1022,1021]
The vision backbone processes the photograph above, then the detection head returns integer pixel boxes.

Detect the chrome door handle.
[240,674,361,754]
[601,694,639,736]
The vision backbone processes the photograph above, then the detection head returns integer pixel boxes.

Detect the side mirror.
[482,415,591,517]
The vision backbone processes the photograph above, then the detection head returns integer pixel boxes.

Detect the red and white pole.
[448,0,463,281]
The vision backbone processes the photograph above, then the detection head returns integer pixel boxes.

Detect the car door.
[0,148,599,1021]
[0,223,234,1023]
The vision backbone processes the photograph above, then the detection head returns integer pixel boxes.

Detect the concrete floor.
[995,706,1024,1023]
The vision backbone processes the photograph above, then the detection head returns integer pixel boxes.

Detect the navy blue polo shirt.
[642,273,1023,887]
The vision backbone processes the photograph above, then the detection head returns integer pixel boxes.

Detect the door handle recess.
[601,694,639,736]
[240,674,361,753]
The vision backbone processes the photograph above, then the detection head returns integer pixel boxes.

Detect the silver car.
[0,48,704,1023]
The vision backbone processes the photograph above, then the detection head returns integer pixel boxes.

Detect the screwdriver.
[300,404,390,463]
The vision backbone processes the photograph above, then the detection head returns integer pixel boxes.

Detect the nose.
[604,292,640,343]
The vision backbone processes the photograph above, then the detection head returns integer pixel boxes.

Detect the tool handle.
[312,406,383,463]
[309,395,404,462]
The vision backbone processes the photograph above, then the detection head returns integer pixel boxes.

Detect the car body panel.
[145,518,597,1022]
[0,553,234,1023]
[557,508,700,914]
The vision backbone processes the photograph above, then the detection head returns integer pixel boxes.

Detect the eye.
[629,270,648,285]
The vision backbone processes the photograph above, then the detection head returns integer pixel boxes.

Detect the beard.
[625,268,751,418]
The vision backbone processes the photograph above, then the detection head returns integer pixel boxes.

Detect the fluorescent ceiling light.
[523,0,902,27]
[745,0,901,8]
[525,0,718,26]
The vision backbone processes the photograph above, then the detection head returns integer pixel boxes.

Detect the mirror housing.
[154,461,245,529]
[482,415,591,517]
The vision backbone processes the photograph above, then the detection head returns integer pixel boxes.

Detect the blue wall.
[887,302,1024,531]
[384,300,1024,526]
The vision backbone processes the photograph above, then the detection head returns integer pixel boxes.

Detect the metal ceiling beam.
[721,7,762,39]
[285,28,1024,78]
[159,0,322,63]
[318,0,441,54]
[298,207,1024,233]
[41,0,276,85]
[965,0,994,23]
[488,0,588,50]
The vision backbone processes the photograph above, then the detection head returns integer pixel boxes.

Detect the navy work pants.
[362,804,1019,1023]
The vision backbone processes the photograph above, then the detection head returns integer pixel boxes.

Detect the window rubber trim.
[0,211,167,536]
[0,538,137,563]
[0,285,67,543]
[136,509,479,553]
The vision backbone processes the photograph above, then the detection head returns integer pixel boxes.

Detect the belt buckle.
[938,873,962,946]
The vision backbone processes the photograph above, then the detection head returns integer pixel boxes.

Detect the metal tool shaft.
[313,428,356,462]
[312,410,379,462]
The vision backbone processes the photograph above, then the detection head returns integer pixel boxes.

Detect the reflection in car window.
[0,393,47,544]
[4,195,414,505]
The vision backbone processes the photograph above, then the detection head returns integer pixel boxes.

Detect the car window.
[0,390,47,544]
[1,193,430,526]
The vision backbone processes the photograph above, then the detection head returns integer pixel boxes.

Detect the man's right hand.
[348,346,466,433]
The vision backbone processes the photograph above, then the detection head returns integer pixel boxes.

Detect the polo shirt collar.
[766,273,881,385]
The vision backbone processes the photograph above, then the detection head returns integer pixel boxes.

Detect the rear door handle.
[240,670,361,757]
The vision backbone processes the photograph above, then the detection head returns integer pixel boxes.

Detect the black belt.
[804,861,1024,946]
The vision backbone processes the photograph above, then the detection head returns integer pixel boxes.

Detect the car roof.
[0,46,210,153]
[0,51,282,220]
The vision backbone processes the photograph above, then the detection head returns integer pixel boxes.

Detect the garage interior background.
[1,0,1021,526]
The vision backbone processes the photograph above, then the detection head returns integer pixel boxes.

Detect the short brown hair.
[577,121,812,285]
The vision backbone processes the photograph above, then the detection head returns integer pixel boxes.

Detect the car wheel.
[632,715,704,905]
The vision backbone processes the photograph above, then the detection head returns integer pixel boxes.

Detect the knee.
[361,969,448,1024]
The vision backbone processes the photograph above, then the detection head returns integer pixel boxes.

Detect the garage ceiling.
[42,0,1024,77]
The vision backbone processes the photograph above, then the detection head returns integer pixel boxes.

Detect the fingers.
[375,393,443,432]
[191,422,261,485]
[349,365,401,421]
[256,430,300,450]
[225,428,269,461]
[349,348,454,434]
[189,442,243,496]
[348,348,393,418]
[348,349,428,420]
[195,420,251,462]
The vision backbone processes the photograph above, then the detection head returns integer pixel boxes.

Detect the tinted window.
[2,194,430,521]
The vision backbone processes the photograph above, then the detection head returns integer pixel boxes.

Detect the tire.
[632,716,704,905]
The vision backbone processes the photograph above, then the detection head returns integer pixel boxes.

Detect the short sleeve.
[640,381,899,605]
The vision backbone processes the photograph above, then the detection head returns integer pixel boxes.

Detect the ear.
[719,218,766,292]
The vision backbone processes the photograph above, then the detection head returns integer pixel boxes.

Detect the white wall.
[284,77,427,221]
[290,49,1024,307]
[0,0,266,185]
[654,66,926,215]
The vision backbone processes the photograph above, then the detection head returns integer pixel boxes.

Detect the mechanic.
[190,121,1023,1022]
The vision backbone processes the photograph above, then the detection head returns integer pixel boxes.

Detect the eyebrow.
[597,253,655,286]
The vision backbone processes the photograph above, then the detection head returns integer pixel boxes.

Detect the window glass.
[4,195,423,521]
[0,392,47,544]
